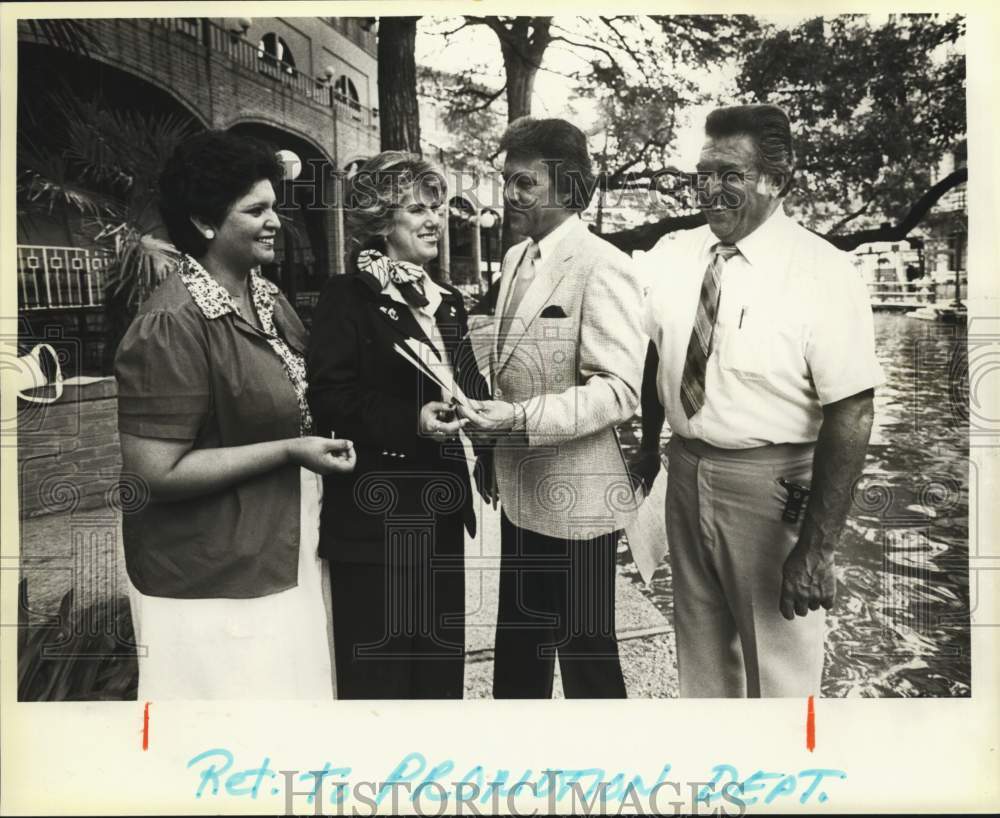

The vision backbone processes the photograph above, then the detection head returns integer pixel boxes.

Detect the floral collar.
[178,254,279,333]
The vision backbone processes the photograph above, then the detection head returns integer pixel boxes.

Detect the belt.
[672,434,815,463]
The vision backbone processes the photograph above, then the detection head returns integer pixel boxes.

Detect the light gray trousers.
[666,435,826,698]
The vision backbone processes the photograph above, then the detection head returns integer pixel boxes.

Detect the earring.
[204,229,215,240]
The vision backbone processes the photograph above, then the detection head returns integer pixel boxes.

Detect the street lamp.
[479,210,498,295]
[230,17,252,40]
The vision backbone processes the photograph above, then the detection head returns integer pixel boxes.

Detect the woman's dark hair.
[158,130,284,257]
[343,151,447,268]
[498,117,596,212]
[704,104,795,196]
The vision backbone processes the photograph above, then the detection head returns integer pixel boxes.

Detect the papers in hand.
[393,338,472,409]
[619,460,668,585]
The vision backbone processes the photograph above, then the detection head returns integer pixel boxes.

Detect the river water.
[619,312,971,697]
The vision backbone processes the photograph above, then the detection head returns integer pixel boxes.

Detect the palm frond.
[58,95,198,195]
[17,147,109,218]
[18,588,138,702]
[21,88,193,312]
[23,19,105,58]
[102,229,180,308]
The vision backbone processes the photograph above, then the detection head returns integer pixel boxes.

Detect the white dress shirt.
[642,204,885,448]
[500,214,584,318]
[536,214,585,273]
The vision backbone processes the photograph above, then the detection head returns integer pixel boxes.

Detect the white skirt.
[128,469,335,700]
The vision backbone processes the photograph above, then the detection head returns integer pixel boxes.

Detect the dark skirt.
[326,511,466,699]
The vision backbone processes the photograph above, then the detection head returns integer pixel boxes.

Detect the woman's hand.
[288,437,357,474]
[419,401,467,441]
[120,433,356,501]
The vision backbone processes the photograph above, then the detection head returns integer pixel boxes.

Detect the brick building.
[17,15,380,373]
[15,15,382,516]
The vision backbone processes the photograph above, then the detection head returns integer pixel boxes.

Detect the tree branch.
[548,34,620,67]
[598,16,645,70]
[601,168,969,254]
[449,83,507,114]
[821,167,967,251]
[827,197,875,234]
[469,16,552,73]
[602,212,707,250]
[604,130,673,186]
[434,20,472,37]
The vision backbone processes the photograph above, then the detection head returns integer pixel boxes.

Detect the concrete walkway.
[18,499,678,699]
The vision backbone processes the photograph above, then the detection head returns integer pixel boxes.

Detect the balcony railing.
[18,245,110,310]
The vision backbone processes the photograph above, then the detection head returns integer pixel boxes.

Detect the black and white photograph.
[2,1,997,814]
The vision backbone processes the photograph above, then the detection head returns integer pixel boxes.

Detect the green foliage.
[564,16,758,227]
[22,19,105,57]
[417,65,506,173]
[47,92,196,308]
[18,580,138,702]
[18,84,198,370]
[736,14,966,231]
[420,15,759,222]
[18,86,198,277]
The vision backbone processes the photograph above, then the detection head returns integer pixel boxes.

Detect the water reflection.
[619,313,970,697]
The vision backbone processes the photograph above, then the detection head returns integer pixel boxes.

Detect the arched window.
[333,75,361,112]
[257,33,296,77]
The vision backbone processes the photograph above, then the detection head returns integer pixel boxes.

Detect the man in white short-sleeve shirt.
[638,104,884,697]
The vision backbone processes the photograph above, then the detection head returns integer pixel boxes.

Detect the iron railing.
[17,245,110,310]
[149,17,379,128]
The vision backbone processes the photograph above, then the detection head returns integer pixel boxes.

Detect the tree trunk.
[502,48,537,122]
[494,18,552,253]
[495,17,551,124]
[377,17,422,154]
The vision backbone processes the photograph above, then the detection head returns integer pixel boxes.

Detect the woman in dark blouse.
[307,152,490,699]
[115,131,355,699]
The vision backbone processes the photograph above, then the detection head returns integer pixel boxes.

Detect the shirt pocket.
[718,308,804,382]
[719,321,773,380]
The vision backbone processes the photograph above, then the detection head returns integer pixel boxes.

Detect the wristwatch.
[511,402,527,433]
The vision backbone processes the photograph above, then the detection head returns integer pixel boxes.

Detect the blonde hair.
[344,152,447,256]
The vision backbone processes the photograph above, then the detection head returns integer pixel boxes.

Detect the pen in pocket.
[739,306,749,329]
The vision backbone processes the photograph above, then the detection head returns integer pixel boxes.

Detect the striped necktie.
[498,241,541,353]
[679,242,740,419]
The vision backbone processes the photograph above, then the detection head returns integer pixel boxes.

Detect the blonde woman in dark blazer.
[307,152,489,699]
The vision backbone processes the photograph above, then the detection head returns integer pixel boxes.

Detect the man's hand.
[628,448,662,496]
[419,401,467,441]
[779,544,836,620]
[458,399,517,435]
[777,389,873,621]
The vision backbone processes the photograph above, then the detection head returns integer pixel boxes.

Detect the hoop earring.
[204,229,215,240]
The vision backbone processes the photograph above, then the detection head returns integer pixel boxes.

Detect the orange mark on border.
[142,702,151,751]
[806,695,816,752]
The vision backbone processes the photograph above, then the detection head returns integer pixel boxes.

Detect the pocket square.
[540,305,568,318]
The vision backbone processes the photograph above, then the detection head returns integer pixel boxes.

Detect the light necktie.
[499,241,541,353]
[679,242,740,419]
